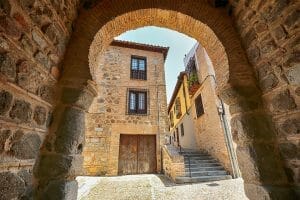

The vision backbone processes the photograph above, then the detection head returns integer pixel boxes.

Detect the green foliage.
[187,72,199,87]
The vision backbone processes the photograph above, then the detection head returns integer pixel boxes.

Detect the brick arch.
[89,9,231,92]
[63,1,257,97]
[32,1,295,199]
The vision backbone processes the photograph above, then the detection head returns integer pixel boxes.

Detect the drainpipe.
[218,97,241,178]
[206,71,241,178]
[155,64,163,174]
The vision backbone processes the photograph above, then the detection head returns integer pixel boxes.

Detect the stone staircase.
[175,150,232,184]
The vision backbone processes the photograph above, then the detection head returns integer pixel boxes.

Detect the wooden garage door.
[118,135,156,175]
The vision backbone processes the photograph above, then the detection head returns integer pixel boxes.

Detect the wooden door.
[138,135,156,173]
[118,135,138,175]
[118,135,156,175]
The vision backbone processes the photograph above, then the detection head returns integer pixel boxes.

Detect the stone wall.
[232,0,300,194]
[0,0,79,198]
[162,145,185,181]
[83,44,169,176]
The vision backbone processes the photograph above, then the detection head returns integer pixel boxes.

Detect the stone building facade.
[0,0,299,199]
[83,40,169,176]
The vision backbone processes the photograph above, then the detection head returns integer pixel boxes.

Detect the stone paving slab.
[77,174,248,200]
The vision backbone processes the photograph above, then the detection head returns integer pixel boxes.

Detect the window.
[180,123,184,136]
[195,94,204,117]
[170,111,174,127]
[131,56,147,80]
[175,97,182,118]
[128,90,147,114]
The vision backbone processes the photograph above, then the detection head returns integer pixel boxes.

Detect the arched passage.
[32,1,297,199]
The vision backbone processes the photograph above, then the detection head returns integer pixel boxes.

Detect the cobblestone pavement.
[77,175,248,200]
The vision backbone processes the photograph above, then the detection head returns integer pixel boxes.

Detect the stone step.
[181,154,209,157]
[185,163,221,167]
[184,159,217,164]
[184,156,213,160]
[183,170,228,177]
[175,175,232,184]
[185,166,224,172]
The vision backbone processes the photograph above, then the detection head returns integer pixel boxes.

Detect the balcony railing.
[131,70,147,80]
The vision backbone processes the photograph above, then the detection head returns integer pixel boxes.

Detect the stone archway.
[31,1,298,199]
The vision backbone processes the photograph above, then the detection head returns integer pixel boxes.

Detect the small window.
[128,90,147,114]
[180,123,184,136]
[195,94,204,117]
[175,97,182,118]
[131,56,147,80]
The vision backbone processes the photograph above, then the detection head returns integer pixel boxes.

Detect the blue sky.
[115,26,197,103]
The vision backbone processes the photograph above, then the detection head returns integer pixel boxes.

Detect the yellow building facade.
[168,72,197,149]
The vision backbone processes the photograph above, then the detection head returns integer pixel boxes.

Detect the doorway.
[118,134,157,175]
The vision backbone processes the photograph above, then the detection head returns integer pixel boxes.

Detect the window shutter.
[170,111,174,127]
[175,97,182,118]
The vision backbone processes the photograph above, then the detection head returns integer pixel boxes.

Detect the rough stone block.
[0,129,11,153]
[0,90,13,115]
[244,183,297,200]
[271,26,287,41]
[284,10,300,31]
[34,153,83,179]
[10,132,41,159]
[19,0,36,11]
[247,46,260,65]
[32,30,48,50]
[0,16,22,40]
[236,145,260,183]
[0,52,16,82]
[279,142,299,160]
[33,106,47,125]
[38,85,55,103]
[45,23,60,45]
[278,117,300,137]
[231,113,275,143]
[16,61,43,93]
[0,0,11,14]
[237,141,288,185]
[61,87,95,110]
[20,34,36,56]
[259,73,279,92]
[17,169,32,187]
[9,99,32,122]
[285,65,300,85]
[54,107,85,154]
[40,180,78,200]
[34,51,51,70]
[271,90,297,112]
[229,98,261,114]
[0,171,25,200]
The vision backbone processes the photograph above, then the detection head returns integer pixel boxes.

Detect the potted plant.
[187,72,200,95]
